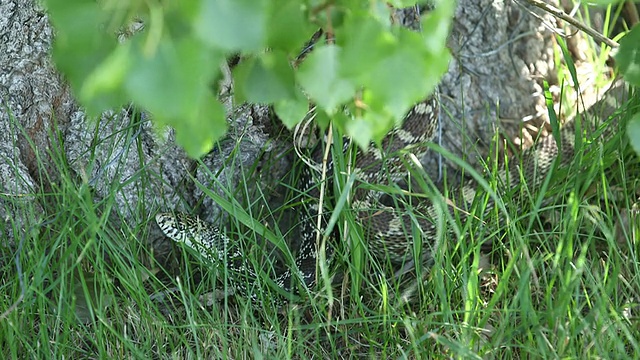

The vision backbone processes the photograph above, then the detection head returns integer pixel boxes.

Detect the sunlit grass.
[1,7,640,359]
[2,78,637,358]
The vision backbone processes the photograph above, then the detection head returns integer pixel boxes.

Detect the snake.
[156,80,632,306]
[155,93,439,304]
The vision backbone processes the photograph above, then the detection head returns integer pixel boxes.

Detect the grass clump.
[0,79,638,358]
[2,9,640,355]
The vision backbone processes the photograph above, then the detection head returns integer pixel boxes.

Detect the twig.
[523,0,619,48]
[315,123,332,285]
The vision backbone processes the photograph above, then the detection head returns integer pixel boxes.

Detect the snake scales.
[156,80,631,306]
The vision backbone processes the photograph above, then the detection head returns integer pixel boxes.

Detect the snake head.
[155,212,201,243]
[155,212,226,263]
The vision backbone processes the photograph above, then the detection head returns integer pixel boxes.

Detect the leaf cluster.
[45,0,454,157]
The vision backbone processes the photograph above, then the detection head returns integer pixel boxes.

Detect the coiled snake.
[156,80,631,306]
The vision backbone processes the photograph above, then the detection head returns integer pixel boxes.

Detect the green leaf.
[337,15,394,79]
[628,113,640,157]
[274,89,310,129]
[79,44,132,113]
[47,0,120,114]
[267,0,314,53]
[170,99,227,158]
[125,36,225,157]
[345,116,374,151]
[360,36,434,116]
[615,25,640,87]
[421,0,456,50]
[195,0,267,51]
[345,110,397,150]
[233,52,297,104]
[315,109,332,131]
[125,36,221,118]
[296,45,356,113]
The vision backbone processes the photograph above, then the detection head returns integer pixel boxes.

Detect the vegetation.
[0,0,639,358]
[45,0,453,157]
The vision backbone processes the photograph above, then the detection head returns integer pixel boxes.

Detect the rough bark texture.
[0,0,54,242]
[0,0,594,258]
[428,0,557,182]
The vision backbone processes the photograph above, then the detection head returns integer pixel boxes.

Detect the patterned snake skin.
[156,80,632,306]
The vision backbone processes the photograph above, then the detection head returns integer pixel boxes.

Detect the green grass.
[0,80,638,358]
[2,9,640,358]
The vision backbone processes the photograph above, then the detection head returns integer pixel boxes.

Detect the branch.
[523,0,619,48]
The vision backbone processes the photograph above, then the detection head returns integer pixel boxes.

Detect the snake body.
[156,80,631,306]
[155,93,440,304]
